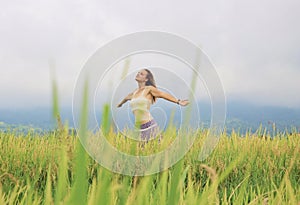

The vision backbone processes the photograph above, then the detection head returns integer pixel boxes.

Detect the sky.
[1,0,300,109]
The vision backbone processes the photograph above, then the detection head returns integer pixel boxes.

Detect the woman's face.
[135,69,148,83]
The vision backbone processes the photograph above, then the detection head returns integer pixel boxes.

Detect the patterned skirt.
[140,119,161,141]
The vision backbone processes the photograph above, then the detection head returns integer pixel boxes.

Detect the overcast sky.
[1,0,299,109]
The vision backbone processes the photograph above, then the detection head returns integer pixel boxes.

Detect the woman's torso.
[129,87,153,124]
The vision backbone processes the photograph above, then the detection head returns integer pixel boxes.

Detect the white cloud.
[0,0,299,108]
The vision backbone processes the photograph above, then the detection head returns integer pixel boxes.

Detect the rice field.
[0,126,299,204]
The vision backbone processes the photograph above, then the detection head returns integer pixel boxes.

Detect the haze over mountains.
[1,101,299,134]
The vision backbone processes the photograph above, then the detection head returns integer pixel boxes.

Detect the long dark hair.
[144,69,157,103]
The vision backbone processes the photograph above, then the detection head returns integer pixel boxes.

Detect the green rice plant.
[0,111,299,204]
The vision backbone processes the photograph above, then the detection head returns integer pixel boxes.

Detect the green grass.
[0,127,299,204]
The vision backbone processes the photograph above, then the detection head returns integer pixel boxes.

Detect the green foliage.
[0,128,299,204]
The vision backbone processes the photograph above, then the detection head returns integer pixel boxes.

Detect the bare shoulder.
[145,85,157,94]
[146,85,157,91]
[126,89,137,100]
[146,85,163,97]
[132,88,139,93]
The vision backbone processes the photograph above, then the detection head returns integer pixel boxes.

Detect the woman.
[117,69,189,141]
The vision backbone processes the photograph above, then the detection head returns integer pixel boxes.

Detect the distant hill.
[226,102,300,134]
[0,101,299,134]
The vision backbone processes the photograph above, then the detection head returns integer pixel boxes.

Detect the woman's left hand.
[179,99,189,106]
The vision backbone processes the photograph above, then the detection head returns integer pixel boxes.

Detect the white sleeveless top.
[130,88,153,122]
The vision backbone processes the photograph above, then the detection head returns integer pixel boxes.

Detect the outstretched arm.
[117,92,134,108]
[149,86,189,106]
